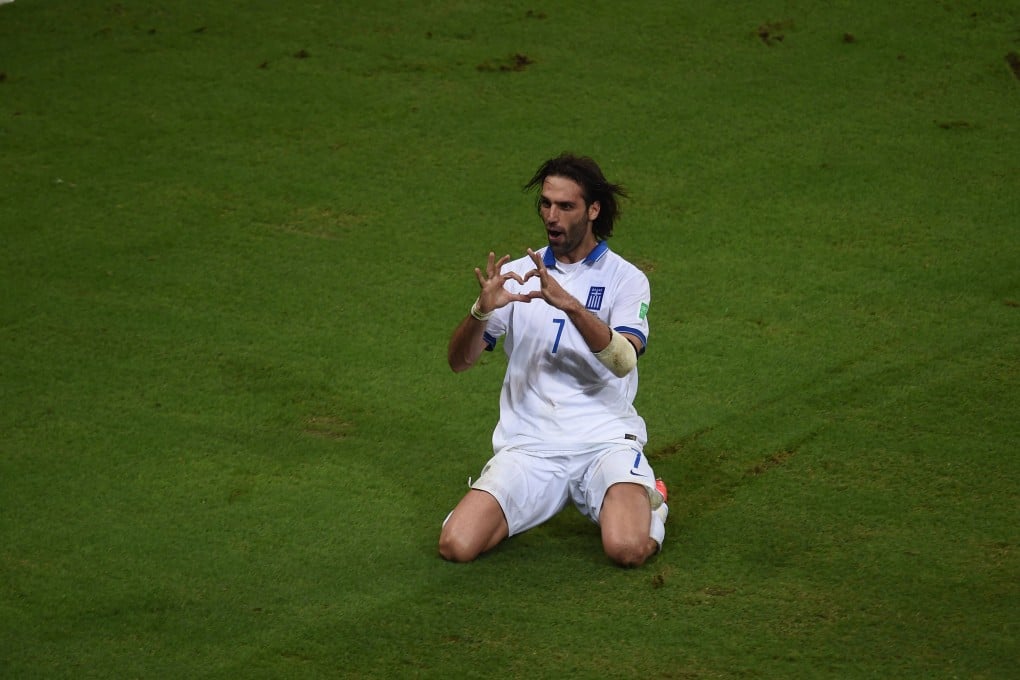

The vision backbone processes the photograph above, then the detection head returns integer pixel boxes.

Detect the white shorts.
[470,444,663,537]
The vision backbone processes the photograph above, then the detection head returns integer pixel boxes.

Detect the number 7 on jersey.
[551,318,565,353]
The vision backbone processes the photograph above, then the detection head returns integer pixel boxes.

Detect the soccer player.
[439,153,668,567]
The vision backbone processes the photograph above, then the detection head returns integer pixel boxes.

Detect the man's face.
[539,175,600,263]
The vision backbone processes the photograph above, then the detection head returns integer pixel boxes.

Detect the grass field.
[2,1,1018,677]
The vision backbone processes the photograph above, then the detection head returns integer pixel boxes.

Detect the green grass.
[2,1,1018,677]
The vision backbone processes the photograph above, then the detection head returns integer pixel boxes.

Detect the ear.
[588,201,601,222]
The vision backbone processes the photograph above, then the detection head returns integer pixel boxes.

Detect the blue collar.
[543,240,609,268]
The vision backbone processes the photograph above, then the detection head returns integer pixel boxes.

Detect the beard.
[545,213,592,260]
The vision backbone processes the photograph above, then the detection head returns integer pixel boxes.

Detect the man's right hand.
[473,251,532,315]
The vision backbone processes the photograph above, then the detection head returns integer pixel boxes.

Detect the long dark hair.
[524,153,628,240]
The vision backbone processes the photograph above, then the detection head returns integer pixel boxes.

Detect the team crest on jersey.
[585,286,606,311]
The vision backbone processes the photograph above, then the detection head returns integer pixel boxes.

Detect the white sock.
[650,503,668,550]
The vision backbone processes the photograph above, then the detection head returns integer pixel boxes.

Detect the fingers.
[473,250,540,303]
[524,250,547,286]
[503,271,526,285]
[475,253,527,321]
[479,253,512,284]
[479,266,526,286]
[483,252,516,279]
[526,248,544,271]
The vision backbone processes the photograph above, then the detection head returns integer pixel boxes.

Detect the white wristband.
[595,330,638,377]
[470,298,493,321]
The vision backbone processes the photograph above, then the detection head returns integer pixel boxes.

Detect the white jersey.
[482,242,651,452]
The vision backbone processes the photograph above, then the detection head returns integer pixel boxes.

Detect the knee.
[603,536,652,568]
[438,529,480,563]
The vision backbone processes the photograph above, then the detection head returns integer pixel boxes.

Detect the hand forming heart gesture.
[474,249,581,317]
[473,252,533,316]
